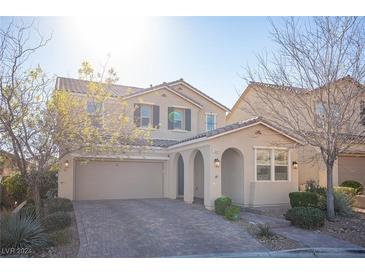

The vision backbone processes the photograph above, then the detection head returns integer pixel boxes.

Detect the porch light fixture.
[64,160,69,170]
[292,161,298,169]
[214,158,220,168]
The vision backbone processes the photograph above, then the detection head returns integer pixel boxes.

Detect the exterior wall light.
[292,161,298,169]
[214,158,220,168]
[64,160,69,170]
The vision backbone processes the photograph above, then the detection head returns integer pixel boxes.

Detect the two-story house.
[57,77,303,209]
[227,77,365,190]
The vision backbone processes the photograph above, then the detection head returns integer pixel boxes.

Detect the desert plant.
[256,224,275,238]
[42,211,71,232]
[214,196,232,216]
[333,191,354,216]
[289,192,319,208]
[285,207,325,229]
[334,186,357,198]
[48,229,71,246]
[224,205,241,221]
[340,180,363,194]
[19,204,38,219]
[0,211,48,250]
[39,170,58,199]
[47,198,73,214]
[1,173,28,204]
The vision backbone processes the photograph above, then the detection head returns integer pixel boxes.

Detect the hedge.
[289,192,319,208]
[214,196,232,215]
[285,207,325,229]
[340,180,363,194]
[224,205,241,221]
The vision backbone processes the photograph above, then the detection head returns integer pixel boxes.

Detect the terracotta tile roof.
[170,117,302,146]
[55,77,143,97]
[249,81,308,93]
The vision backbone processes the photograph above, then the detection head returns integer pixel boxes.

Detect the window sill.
[170,129,189,133]
[138,127,158,131]
[255,180,290,183]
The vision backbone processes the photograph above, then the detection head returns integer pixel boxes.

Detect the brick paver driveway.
[73,199,265,257]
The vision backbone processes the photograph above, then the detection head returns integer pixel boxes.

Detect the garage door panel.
[75,160,163,200]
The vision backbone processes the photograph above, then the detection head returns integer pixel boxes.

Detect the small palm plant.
[0,210,48,253]
[256,223,275,239]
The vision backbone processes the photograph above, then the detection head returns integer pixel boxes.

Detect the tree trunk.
[30,175,42,216]
[326,162,335,220]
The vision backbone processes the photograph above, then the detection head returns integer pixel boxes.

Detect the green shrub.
[316,193,327,211]
[256,224,275,238]
[42,211,71,232]
[307,185,327,197]
[285,207,325,229]
[224,205,241,221]
[38,170,58,199]
[0,211,48,250]
[1,173,27,203]
[340,180,363,194]
[47,198,73,214]
[289,192,319,208]
[48,229,71,246]
[334,191,353,216]
[334,186,357,198]
[214,196,232,215]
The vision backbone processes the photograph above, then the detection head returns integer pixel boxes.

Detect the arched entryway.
[177,154,184,197]
[193,150,204,203]
[221,148,244,205]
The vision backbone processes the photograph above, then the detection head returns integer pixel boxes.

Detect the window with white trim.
[256,149,271,181]
[274,150,289,180]
[171,108,185,130]
[140,104,153,128]
[86,100,103,128]
[205,113,217,131]
[255,148,289,182]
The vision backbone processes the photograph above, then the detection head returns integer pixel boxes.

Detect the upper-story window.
[205,113,217,131]
[255,148,290,182]
[172,108,185,129]
[168,107,191,131]
[140,105,153,128]
[86,100,103,128]
[134,104,160,129]
[86,101,102,115]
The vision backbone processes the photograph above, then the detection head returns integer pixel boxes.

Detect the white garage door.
[338,156,365,187]
[75,160,164,200]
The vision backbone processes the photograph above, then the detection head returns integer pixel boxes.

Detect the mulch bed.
[33,202,80,258]
[319,212,365,248]
[239,221,304,251]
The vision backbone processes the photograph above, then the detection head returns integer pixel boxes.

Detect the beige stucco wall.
[76,84,227,142]
[338,155,365,187]
[168,124,300,208]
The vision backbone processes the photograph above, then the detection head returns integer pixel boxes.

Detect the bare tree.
[0,21,150,210]
[242,17,365,219]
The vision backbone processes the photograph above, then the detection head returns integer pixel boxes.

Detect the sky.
[0,16,278,108]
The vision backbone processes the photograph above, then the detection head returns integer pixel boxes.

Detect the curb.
[172,247,365,258]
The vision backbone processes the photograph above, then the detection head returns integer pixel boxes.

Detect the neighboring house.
[57,77,303,208]
[227,77,365,189]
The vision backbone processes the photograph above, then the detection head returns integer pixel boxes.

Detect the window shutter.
[185,109,191,131]
[153,105,160,129]
[134,104,141,127]
[168,107,174,130]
